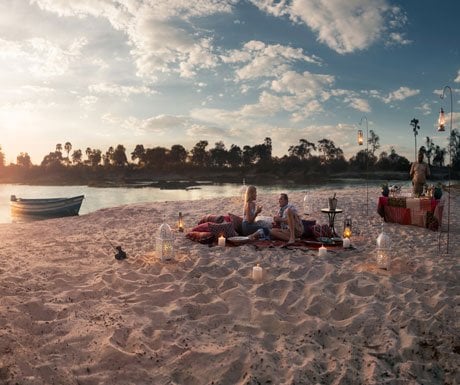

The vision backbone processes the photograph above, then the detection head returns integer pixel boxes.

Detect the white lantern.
[376,224,391,270]
[156,220,175,262]
[303,190,309,215]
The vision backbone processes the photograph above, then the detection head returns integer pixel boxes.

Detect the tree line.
[1,129,459,183]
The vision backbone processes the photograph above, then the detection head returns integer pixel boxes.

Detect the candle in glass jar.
[218,235,226,247]
[318,245,327,257]
[343,237,351,248]
[252,264,263,282]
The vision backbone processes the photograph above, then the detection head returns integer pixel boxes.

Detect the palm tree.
[64,142,72,165]
[424,136,434,166]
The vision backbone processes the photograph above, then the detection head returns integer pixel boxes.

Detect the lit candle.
[343,237,351,248]
[318,245,327,257]
[218,235,226,247]
[252,264,263,282]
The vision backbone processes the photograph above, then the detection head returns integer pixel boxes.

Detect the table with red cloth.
[377,196,442,231]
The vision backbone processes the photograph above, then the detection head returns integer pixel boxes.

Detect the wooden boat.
[10,195,85,218]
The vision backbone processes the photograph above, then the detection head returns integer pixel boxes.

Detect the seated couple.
[242,186,303,244]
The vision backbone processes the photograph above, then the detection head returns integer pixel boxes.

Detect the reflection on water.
[0,180,416,224]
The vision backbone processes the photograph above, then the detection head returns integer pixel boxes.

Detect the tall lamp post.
[437,86,453,254]
[358,116,369,216]
[410,118,420,161]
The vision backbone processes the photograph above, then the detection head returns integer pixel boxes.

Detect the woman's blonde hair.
[245,185,257,202]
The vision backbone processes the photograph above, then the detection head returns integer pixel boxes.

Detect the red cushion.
[192,222,211,232]
[198,214,224,224]
[186,231,214,244]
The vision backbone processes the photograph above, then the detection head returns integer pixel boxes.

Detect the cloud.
[368,86,420,104]
[88,83,155,97]
[251,0,408,54]
[0,37,87,78]
[387,32,412,46]
[30,0,235,80]
[455,69,460,83]
[415,102,431,116]
[222,40,321,81]
[381,86,420,103]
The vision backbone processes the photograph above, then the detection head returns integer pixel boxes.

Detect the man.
[410,151,430,196]
[270,193,304,244]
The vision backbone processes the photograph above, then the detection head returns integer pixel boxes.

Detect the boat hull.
[10,195,85,218]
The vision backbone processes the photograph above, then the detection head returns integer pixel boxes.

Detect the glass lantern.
[438,108,445,132]
[376,223,391,270]
[156,219,175,262]
[178,211,184,232]
[303,190,309,215]
[343,216,352,238]
[358,130,364,145]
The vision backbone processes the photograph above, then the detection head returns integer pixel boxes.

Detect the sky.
[0,0,459,165]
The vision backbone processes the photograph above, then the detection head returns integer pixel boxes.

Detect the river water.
[0,179,414,224]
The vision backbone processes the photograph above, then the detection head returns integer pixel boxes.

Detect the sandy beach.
[0,186,458,385]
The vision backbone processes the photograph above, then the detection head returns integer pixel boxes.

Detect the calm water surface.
[0,179,412,224]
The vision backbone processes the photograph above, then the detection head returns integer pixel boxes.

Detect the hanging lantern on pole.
[438,108,445,132]
[357,130,364,145]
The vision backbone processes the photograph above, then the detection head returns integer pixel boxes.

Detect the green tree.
[227,144,242,168]
[56,143,62,154]
[190,140,209,167]
[111,145,128,167]
[317,139,344,164]
[288,139,316,159]
[433,146,446,167]
[209,141,227,167]
[449,129,460,170]
[368,130,380,156]
[424,136,435,166]
[169,144,187,165]
[41,151,63,168]
[71,149,83,164]
[131,144,146,165]
[16,152,32,168]
[145,147,168,168]
[86,148,102,167]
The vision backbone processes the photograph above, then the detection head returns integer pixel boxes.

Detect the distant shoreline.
[1,169,455,187]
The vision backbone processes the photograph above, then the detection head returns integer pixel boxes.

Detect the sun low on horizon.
[0,0,459,165]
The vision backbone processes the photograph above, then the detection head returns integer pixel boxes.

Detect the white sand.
[0,187,458,385]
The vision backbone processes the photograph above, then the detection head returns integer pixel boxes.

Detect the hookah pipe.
[102,231,127,260]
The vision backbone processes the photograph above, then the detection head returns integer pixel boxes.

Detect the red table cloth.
[377,196,442,231]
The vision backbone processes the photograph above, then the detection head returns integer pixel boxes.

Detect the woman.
[242,185,270,239]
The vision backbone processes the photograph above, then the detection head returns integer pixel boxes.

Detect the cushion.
[198,214,224,224]
[208,222,238,239]
[312,224,333,239]
[301,220,316,238]
[186,231,214,244]
[228,213,243,235]
[192,222,211,232]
